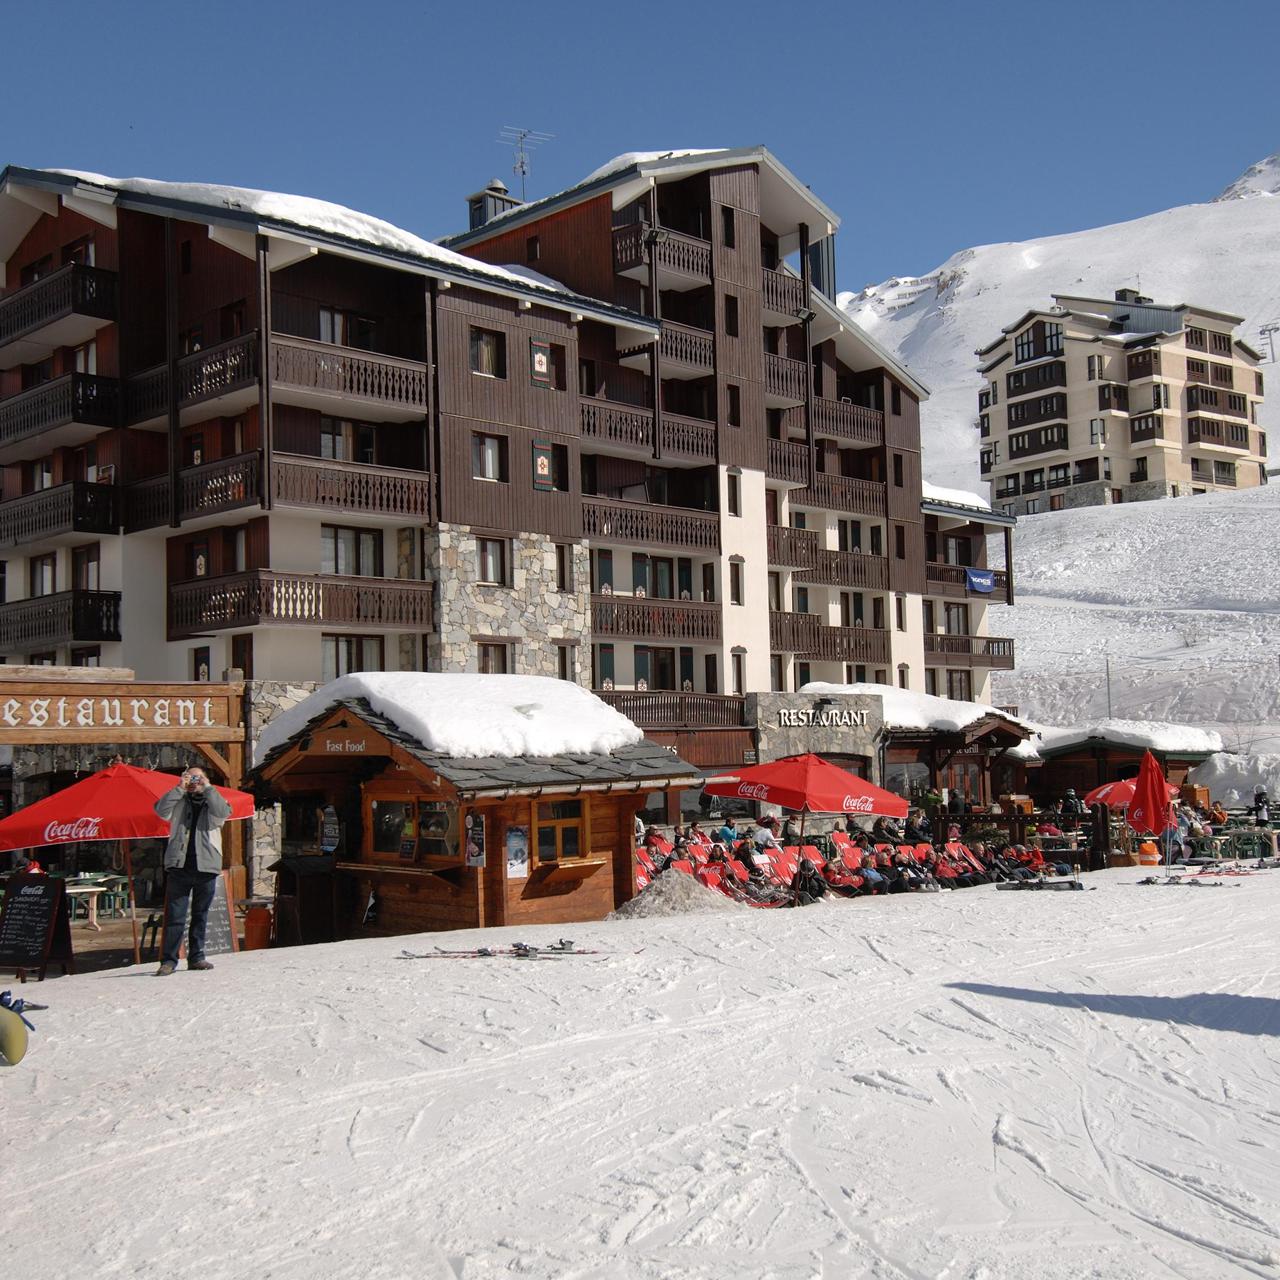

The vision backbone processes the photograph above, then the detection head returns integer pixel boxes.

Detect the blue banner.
[965,568,995,593]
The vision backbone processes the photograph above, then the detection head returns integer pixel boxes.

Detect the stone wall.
[423,523,591,681]
[749,691,886,785]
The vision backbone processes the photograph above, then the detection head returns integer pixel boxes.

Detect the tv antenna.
[498,126,553,201]
[1258,320,1279,363]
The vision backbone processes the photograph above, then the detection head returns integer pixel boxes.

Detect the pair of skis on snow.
[398,938,603,961]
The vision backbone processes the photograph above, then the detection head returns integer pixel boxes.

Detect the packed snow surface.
[255,673,643,763]
[608,868,745,919]
[1190,752,1280,805]
[1039,718,1225,756]
[991,484,1280,750]
[802,681,1031,734]
[9,870,1280,1278]
[920,480,992,511]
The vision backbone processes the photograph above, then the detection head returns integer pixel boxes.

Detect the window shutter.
[532,441,554,491]
[530,338,553,388]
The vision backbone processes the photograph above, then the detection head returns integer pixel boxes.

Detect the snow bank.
[48,169,583,302]
[800,682,1031,734]
[1189,752,1280,804]
[256,673,643,763]
[1038,718,1224,756]
[608,868,745,919]
[921,481,991,512]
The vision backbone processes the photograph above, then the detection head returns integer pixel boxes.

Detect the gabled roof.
[921,481,1015,527]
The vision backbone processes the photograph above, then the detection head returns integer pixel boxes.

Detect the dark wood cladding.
[0,480,120,549]
[0,589,122,655]
[168,571,434,639]
[273,455,433,519]
[766,437,808,484]
[590,594,722,643]
[1006,360,1065,398]
[794,472,886,517]
[812,398,882,445]
[923,633,1015,669]
[1009,424,1069,459]
[582,497,719,551]
[1126,349,1160,380]
[0,373,120,451]
[0,262,118,350]
[127,451,260,531]
[768,612,891,663]
[594,689,747,728]
[795,548,889,591]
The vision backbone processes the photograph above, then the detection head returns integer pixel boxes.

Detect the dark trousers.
[162,866,218,965]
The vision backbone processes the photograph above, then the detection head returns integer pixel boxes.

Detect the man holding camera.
[154,767,232,976]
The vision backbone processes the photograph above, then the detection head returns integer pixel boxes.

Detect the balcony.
[594,689,747,729]
[612,224,711,286]
[761,266,805,319]
[812,398,882,446]
[273,455,433,520]
[1006,360,1066,399]
[1127,350,1160,380]
[125,452,262,533]
[766,524,820,567]
[764,352,808,405]
[1213,466,1238,487]
[168,571,435,640]
[925,562,1010,602]
[582,497,719,552]
[578,398,716,464]
[766,437,809,485]
[0,373,120,463]
[659,413,716,462]
[792,472,886,518]
[658,322,715,374]
[0,264,118,370]
[590,594,722,644]
[796,549,889,591]
[1009,425,1068,460]
[0,589,122,656]
[126,334,259,427]
[271,335,429,422]
[769,611,891,664]
[1130,415,1165,445]
[0,481,120,550]
[923,633,1015,669]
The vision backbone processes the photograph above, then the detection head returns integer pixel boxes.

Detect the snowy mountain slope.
[841,159,1280,487]
[990,484,1280,751]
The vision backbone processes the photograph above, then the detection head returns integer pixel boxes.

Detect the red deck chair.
[800,844,824,865]
[874,843,895,857]
[696,863,725,892]
[957,844,987,874]
[724,857,750,883]
[648,835,675,858]
[635,847,657,875]
[635,865,650,891]
[688,845,711,867]
[669,859,694,876]
[896,844,918,863]
[914,843,933,863]
[840,845,868,875]
[774,846,801,883]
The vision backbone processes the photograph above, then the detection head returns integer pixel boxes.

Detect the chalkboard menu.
[164,870,239,959]
[0,874,74,981]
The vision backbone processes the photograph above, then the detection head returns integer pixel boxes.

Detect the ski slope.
[841,155,1280,488]
[5,870,1280,1279]
[990,484,1280,749]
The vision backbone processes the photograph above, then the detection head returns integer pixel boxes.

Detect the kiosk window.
[536,799,583,861]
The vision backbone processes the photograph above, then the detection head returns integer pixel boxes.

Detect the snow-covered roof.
[256,674,644,764]
[921,482,991,513]
[1036,719,1224,758]
[580,150,725,185]
[799,683,1032,736]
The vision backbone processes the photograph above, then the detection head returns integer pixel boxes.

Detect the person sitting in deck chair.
[789,857,827,907]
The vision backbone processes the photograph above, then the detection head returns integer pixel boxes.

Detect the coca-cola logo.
[842,796,875,813]
[43,817,102,842]
[737,783,770,800]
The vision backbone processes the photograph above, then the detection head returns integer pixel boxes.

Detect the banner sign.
[0,683,244,743]
[965,568,996,594]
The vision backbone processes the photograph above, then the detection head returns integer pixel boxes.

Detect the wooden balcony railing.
[769,611,891,664]
[594,689,747,729]
[924,633,1016,669]
[793,472,886,517]
[812,398,882,446]
[273,455,433,519]
[761,266,805,315]
[0,263,118,350]
[125,365,169,425]
[766,524,820,567]
[125,452,262,532]
[796,549,889,591]
[179,332,259,406]
[590,594,722,643]
[766,437,809,484]
[764,352,808,403]
[582,497,719,551]
[925,562,1010,600]
[0,589,122,655]
[0,481,120,549]
[271,335,429,416]
[613,224,712,280]
[0,373,120,452]
[580,397,654,452]
[659,413,716,461]
[168,571,435,639]
[659,322,715,372]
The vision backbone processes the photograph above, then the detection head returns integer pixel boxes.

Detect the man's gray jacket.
[155,785,232,873]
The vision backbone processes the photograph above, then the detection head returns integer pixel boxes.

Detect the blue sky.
[2,0,1277,291]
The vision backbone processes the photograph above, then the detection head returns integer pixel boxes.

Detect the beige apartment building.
[977,289,1267,516]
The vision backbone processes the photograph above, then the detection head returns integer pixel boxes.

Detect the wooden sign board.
[0,681,245,744]
[0,874,75,981]
[162,870,240,960]
[302,727,381,757]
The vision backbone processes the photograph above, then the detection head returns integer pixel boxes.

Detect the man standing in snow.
[154,768,231,976]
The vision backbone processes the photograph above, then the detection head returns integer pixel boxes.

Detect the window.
[1103,457,1112,480]
[322,526,382,577]
[768,572,782,611]
[1044,322,1063,354]
[1151,383,1170,409]
[946,670,972,701]
[897,664,909,690]
[472,433,509,481]
[794,662,811,691]
[70,647,100,668]
[469,327,507,378]
[183,432,204,467]
[477,537,510,586]
[1256,371,1265,396]
[535,442,570,491]
[192,646,211,682]
[837,519,861,553]
[893,453,904,487]
[702,563,715,603]
[1087,354,1104,380]
[1228,393,1246,414]
[1229,423,1248,446]
[732,651,745,696]
[72,340,97,375]
[1025,498,1040,514]
[1186,326,1206,349]
[555,644,574,681]
[221,301,246,340]
[894,525,906,559]
[895,595,906,632]
[726,384,742,428]
[925,668,938,696]
[1211,331,1232,354]
[721,207,736,249]
[29,554,55,598]
[320,307,376,350]
[71,544,99,591]
[478,641,510,674]
[1090,418,1106,445]
[704,653,718,695]
[729,560,743,605]
[592,549,613,593]
[179,326,203,355]
[1014,329,1035,363]
[536,799,582,862]
[321,417,376,464]
[891,385,902,416]
[770,655,785,692]
[554,544,573,592]
[30,458,53,492]
[1131,457,1148,482]
[727,471,741,516]
[526,235,540,263]
[322,634,384,681]
[794,586,809,614]
[593,643,615,688]
[724,294,739,337]
[870,525,883,557]
[62,237,95,267]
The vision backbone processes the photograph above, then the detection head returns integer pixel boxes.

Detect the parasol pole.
[123,839,141,966]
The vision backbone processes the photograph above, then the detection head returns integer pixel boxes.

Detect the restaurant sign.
[777,707,870,728]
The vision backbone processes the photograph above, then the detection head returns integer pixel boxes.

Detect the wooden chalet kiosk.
[251,675,701,939]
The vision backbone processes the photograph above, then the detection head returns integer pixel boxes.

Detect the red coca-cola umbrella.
[1127,750,1176,838]
[0,763,254,963]
[1084,777,1179,809]
[704,753,908,818]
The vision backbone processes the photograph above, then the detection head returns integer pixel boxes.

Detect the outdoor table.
[65,884,107,931]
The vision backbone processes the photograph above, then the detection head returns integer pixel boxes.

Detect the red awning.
[704,753,908,818]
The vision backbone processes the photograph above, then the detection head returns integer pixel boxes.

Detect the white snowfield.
[992,483,1280,752]
[7,870,1280,1279]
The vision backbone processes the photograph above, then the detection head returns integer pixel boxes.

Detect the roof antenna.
[498,126,554,201]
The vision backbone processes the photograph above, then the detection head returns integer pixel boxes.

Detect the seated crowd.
[634,807,1078,908]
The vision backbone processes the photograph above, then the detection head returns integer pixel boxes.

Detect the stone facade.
[749,691,886,785]
[423,523,591,681]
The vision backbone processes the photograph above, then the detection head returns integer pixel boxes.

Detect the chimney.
[466,178,523,230]
[1114,287,1141,304]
